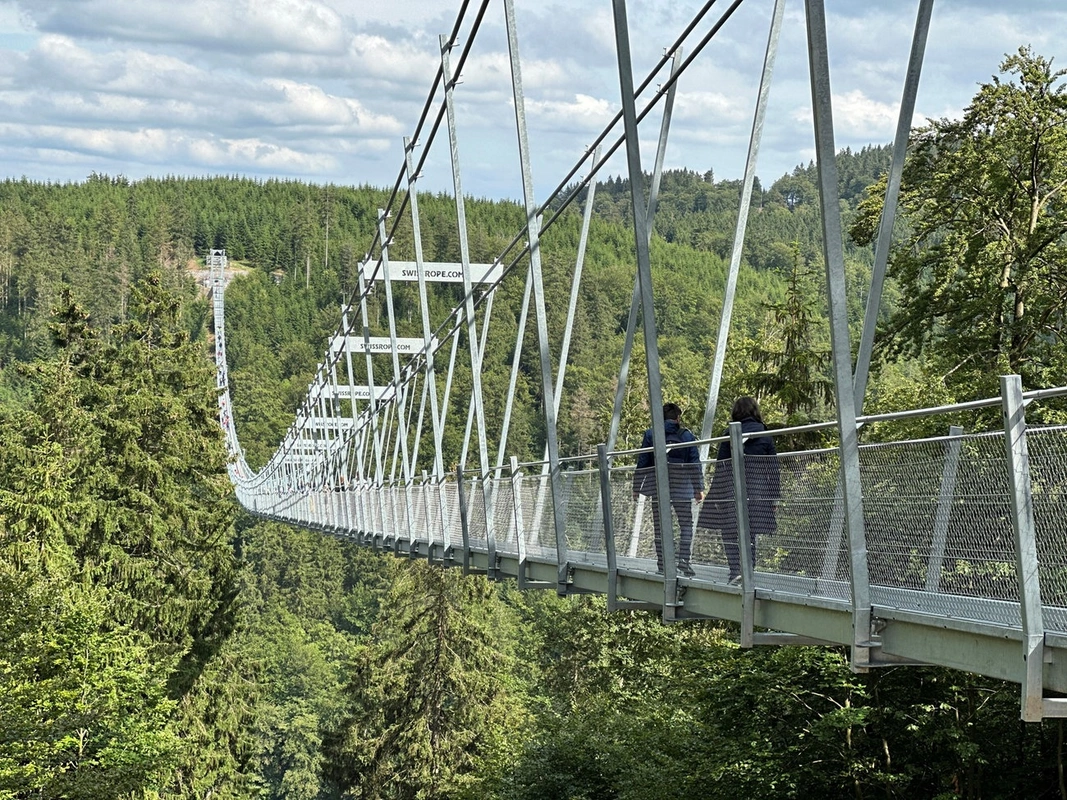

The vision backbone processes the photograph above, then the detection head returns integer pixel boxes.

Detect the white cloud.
[826,89,899,140]
[30,0,349,54]
[525,93,614,133]
[258,79,404,135]
[0,0,1064,191]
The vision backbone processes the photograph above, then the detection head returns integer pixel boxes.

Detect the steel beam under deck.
[227,510,1067,698]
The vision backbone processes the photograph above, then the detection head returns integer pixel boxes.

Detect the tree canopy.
[854,47,1067,397]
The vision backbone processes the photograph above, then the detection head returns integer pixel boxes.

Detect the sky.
[0,0,1064,200]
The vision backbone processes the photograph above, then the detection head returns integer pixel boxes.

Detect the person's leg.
[675,500,694,563]
[650,499,664,571]
[721,525,740,580]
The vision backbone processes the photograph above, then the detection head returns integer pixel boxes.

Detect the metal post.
[612,0,677,616]
[926,425,964,593]
[440,32,497,576]
[377,209,415,496]
[599,444,622,611]
[606,48,682,454]
[495,269,532,466]
[1001,375,1049,721]
[456,465,472,574]
[853,0,935,414]
[503,0,568,593]
[355,262,386,489]
[460,293,496,470]
[699,0,785,454]
[439,319,462,435]
[403,136,446,484]
[730,422,756,647]
[805,0,872,670]
[410,370,429,474]
[521,147,605,539]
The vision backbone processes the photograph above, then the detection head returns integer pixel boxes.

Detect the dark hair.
[662,402,682,422]
[731,396,762,423]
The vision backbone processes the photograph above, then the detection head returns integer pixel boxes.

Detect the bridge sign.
[310,383,396,402]
[364,261,501,285]
[329,335,429,356]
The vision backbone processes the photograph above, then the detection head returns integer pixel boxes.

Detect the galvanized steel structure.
[210,0,1067,721]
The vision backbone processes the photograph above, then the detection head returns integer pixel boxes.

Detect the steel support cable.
[313,0,748,466]
[353,0,476,276]
[358,0,493,290]
[419,0,748,353]
[351,0,736,353]
[318,1,494,464]
[393,0,745,379]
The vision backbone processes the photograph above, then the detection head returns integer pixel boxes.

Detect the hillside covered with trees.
[2,48,1067,798]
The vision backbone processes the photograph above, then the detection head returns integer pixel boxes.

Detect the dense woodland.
[2,48,1067,798]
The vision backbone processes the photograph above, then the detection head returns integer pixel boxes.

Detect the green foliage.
[0,276,240,797]
[323,563,529,799]
[854,47,1067,400]
[0,567,179,799]
[744,241,835,443]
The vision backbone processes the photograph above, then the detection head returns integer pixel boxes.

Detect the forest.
[2,48,1067,798]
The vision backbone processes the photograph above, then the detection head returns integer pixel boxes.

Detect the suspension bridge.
[209,0,1067,721]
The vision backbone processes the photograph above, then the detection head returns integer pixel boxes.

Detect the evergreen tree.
[323,563,528,799]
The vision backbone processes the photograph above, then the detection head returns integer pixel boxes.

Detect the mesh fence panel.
[858,432,1019,624]
[521,472,557,556]
[1027,427,1067,629]
[441,482,463,549]
[367,490,381,536]
[465,478,487,548]
[491,479,518,558]
[614,461,714,570]
[559,469,605,556]
[608,465,659,565]
[923,433,1016,603]
[515,472,547,558]
[759,449,849,599]
[408,484,429,545]
[861,438,950,591]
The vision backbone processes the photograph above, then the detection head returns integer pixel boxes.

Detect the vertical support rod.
[456,466,472,574]
[611,0,677,613]
[355,262,386,488]
[804,0,871,668]
[699,0,785,454]
[926,425,964,593]
[730,422,756,647]
[503,0,567,592]
[496,267,532,467]
[853,0,935,413]
[403,137,446,483]
[441,33,497,578]
[599,444,622,612]
[606,48,683,454]
[1001,375,1046,721]
[377,209,414,491]
[511,455,533,589]
[378,212,417,550]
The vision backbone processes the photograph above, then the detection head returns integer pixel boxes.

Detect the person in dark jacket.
[698,396,780,584]
[632,403,704,575]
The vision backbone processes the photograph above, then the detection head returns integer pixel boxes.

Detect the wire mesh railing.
[240,416,1067,637]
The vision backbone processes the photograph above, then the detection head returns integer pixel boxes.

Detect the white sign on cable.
[364,261,501,285]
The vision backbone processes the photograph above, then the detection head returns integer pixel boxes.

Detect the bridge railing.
[236,395,1067,631]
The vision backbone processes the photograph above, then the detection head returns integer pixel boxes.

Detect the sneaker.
[728,574,742,586]
[677,560,695,577]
